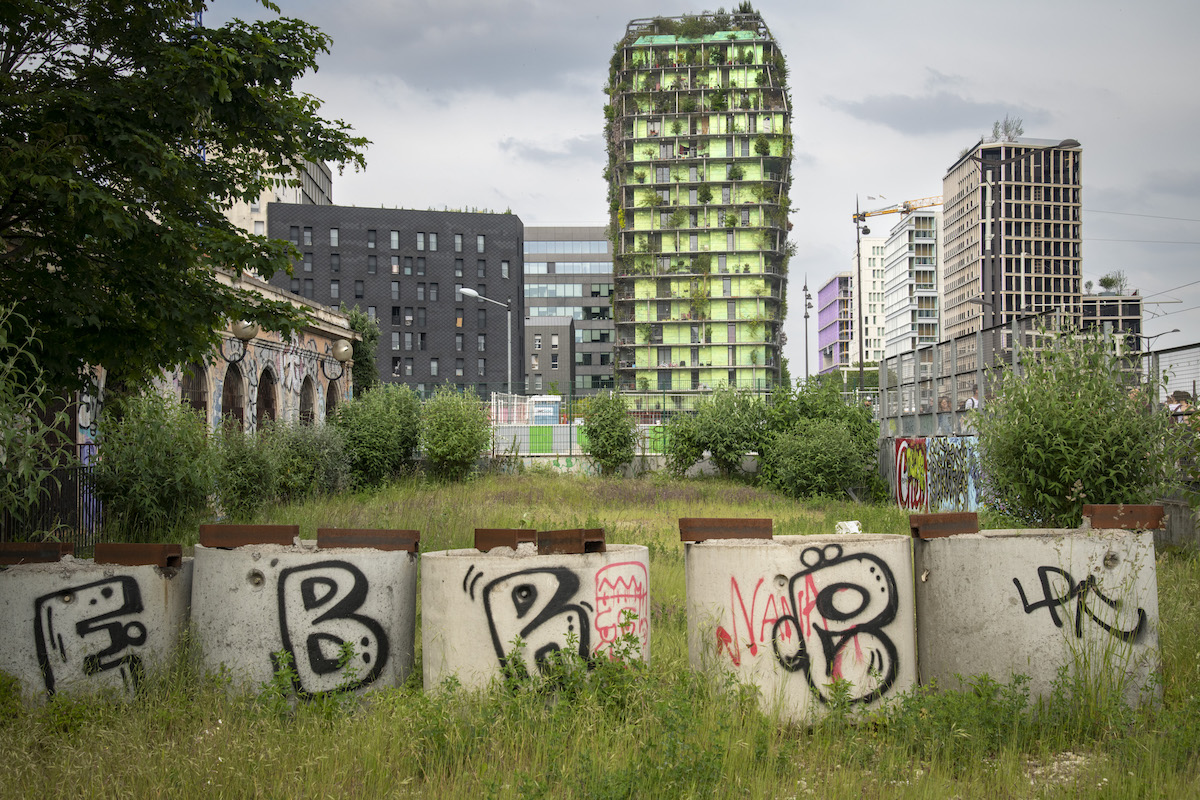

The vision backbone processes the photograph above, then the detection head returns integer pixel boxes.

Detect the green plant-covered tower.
[605,8,792,393]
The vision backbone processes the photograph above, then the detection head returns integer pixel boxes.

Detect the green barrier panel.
[530,426,553,453]
[576,427,589,450]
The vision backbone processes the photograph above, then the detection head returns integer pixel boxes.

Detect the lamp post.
[218,320,260,364]
[802,276,813,382]
[964,138,1080,331]
[460,287,512,395]
[852,196,871,394]
[320,338,355,381]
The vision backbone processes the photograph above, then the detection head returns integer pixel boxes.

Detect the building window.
[477,234,485,253]
[330,253,341,273]
[390,230,399,249]
[551,334,559,349]
[478,333,486,351]
[289,278,299,294]
[455,333,464,351]
[477,260,486,278]
[404,358,413,376]
[367,230,376,249]
[417,232,425,251]
[326,279,338,299]
[417,308,426,327]
[302,279,313,298]
[367,255,376,274]
[403,257,413,276]
[404,332,413,350]
[329,228,339,247]
[455,358,464,377]
[531,353,539,370]
[253,220,264,236]
[455,259,464,277]
[429,233,438,251]
[367,306,376,321]
[391,281,399,300]
[534,334,542,350]
[391,331,400,350]
[456,308,464,328]
[551,353,558,369]
[417,283,425,302]
[417,332,426,351]
[390,256,399,274]
[303,253,312,272]
[430,358,439,377]
[430,283,438,302]
[478,357,486,376]
[289,226,299,245]
[455,283,463,301]
[416,258,425,276]
[501,260,509,279]
[250,198,260,213]
[404,306,413,325]
[354,280,364,299]
[303,227,312,246]
[477,308,486,328]
[455,233,463,252]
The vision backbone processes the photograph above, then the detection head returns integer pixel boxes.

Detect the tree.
[990,115,1024,142]
[343,305,380,398]
[1098,270,1130,295]
[421,387,490,482]
[583,390,637,476]
[0,1,367,393]
[333,384,421,488]
[976,328,1184,526]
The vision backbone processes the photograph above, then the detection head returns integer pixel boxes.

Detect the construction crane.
[851,195,942,224]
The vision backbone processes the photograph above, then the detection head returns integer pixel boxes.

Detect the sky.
[210,0,1200,377]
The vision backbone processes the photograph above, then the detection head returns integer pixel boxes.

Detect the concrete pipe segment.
[190,541,417,695]
[0,556,193,702]
[914,528,1160,707]
[685,533,917,723]
[422,544,651,689]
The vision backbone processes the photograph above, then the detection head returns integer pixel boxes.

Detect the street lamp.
[964,138,1080,330]
[218,320,260,364]
[802,276,813,382]
[320,338,354,381]
[852,197,871,393]
[460,287,512,395]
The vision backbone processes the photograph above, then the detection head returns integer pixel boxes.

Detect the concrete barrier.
[422,543,651,689]
[914,528,1160,706]
[191,540,417,695]
[685,533,917,722]
[0,554,192,701]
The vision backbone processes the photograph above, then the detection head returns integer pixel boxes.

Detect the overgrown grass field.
[2,473,1198,798]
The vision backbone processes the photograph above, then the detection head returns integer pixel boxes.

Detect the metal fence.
[0,460,101,554]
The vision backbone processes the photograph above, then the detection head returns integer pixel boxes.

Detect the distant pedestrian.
[964,386,981,410]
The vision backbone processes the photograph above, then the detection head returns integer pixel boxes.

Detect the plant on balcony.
[680,96,698,113]
[755,71,766,87]
[727,163,744,180]
[697,183,713,205]
[754,134,771,156]
[637,323,651,343]
[671,119,683,135]
[633,170,646,184]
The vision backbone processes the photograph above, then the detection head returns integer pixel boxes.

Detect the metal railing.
[0,460,101,554]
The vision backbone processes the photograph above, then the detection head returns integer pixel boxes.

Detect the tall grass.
[2,474,1197,798]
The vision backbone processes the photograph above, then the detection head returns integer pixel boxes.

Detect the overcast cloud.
[210,0,1200,371]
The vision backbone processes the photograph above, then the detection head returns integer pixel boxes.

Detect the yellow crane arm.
[851,195,942,223]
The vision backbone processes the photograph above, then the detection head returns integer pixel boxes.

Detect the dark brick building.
[267,204,525,398]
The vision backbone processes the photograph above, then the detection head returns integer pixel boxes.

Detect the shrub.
[334,384,421,487]
[267,422,349,503]
[421,387,490,482]
[976,328,1185,526]
[91,391,214,539]
[214,422,279,520]
[582,390,636,476]
[662,387,764,478]
[343,305,380,398]
[759,418,871,498]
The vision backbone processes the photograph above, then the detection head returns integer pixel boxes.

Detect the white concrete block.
[190,543,417,695]
[686,534,917,723]
[0,557,192,701]
[422,544,650,689]
[915,529,1160,706]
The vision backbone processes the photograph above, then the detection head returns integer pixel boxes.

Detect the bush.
[976,328,1184,526]
[662,387,764,478]
[582,390,636,476]
[91,391,214,539]
[214,422,280,519]
[267,422,349,503]
[334,384,421,487]
[421,387,490,482]
[760,418,872,498]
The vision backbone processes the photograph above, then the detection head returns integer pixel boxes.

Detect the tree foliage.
[976,329,1185,526]
[421,387,490,482]
[343,305,380,398]
[663,387,764,478]
[333,384,421,488]
[0,1,367,392]
[583,390,637,476]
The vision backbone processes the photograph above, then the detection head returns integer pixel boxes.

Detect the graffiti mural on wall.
[891,436,980,513]
[926,437,980,512]
[277,561,389,695]
[594,561,649,659]
[713,544,901,705]
[895,438,927,511]
[33,576,147,696]
[1013,566,1147,642]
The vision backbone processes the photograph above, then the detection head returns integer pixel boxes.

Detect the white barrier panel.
[191,542,417,695]
[422,544,651,689]
[0,557,192,701]
[915,529,1160,706]
[686,534,917,723]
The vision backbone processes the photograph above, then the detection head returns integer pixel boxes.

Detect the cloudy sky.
[211,0,1200,376]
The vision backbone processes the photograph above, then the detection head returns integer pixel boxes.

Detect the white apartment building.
[883,210,941,359]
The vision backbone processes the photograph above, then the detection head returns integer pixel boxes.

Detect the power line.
[1085,237,1200,244]
[1085,209,1200,223]
[1143,278,1200,299]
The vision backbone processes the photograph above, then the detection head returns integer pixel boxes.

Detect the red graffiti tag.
[715,576,795,666]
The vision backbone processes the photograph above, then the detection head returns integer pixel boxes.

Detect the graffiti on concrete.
[464,564,594,675]
[277,561,388,695]
[1013,566,1147,641]
[895,438,928,511]
[33,576,147,696]
[594,561,649,658]
[926,436,979,512]
[715,575,794,668]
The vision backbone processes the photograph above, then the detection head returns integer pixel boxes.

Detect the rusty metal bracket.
[679,517,773,542]
[317,528,420,553]
[537,528,606,555]
[93,543,183,569]
[198,524,298,548]
[1082,504,1165,531]
[475,528,537,552]
[0,541,75,565]
[909,512,979,539]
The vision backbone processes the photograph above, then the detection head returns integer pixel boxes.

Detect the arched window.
[326,379,340,419]
[300,376,315,425]
[221,363,244,430]
[181,362,207,422]
[256,367,277,430]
